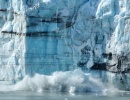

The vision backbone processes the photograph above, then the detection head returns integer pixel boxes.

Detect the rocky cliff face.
[0,0,130,84]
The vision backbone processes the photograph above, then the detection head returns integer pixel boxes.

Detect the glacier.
[0,0,130,93]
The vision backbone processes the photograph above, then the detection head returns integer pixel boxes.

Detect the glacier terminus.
[0,0,130,93]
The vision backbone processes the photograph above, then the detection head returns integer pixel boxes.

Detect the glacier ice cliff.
[0,0,130,91]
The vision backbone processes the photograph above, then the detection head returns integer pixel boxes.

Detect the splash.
[0,69,123,96]
[11,69,122,96]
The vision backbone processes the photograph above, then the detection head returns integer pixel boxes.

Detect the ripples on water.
[0,91,130,100]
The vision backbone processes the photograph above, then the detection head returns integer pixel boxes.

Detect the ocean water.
[0,91,130,100]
